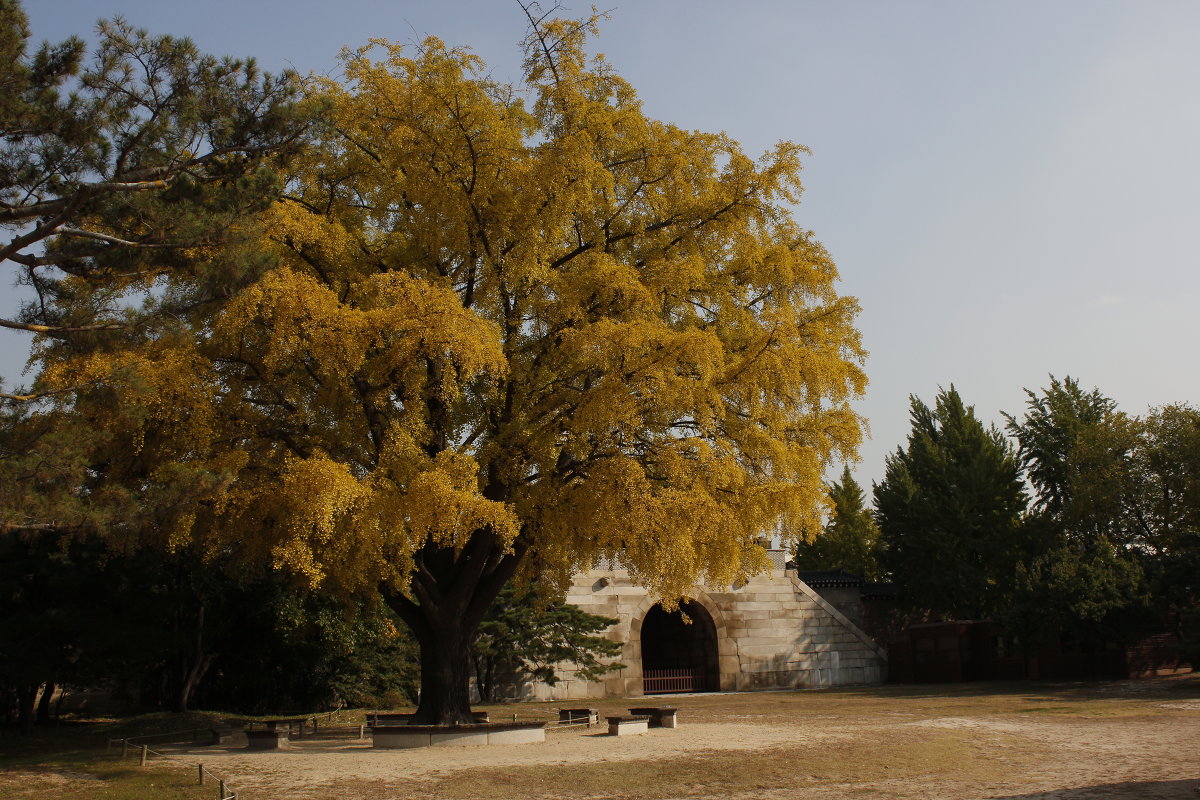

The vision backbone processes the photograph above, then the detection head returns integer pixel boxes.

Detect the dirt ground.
[33,677,1200,799]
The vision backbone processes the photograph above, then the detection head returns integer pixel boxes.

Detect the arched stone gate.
[626,590,731,695]
[534,563,886,700]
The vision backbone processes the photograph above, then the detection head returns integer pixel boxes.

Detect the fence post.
[140,744,148,766]
[121,738,129,758]
[358,724,365,739]
[219,779,227,799]
[198,763,204,785]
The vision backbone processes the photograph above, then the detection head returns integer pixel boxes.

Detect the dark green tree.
[874,387,1027,620]
[1004,377,1151,651]
[197,587,420,713]
[1003,376,1117,517]
[0,0,309,402]
[794,465,882,580]
[0,5,313,724]
[0,402,104,536]
[471,583,622,703]
[0,528,423,726]
[0,531,172,733]
[1127,404,1200,610]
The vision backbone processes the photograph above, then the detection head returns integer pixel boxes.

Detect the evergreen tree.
[874,387,1026,620]
[0,0,309,402]
[1003,375,1116,517]
[794,466,882,580]
[1004,377,1151,650]
[471,583,622,703]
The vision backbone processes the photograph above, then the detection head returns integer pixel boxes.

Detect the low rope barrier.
[105,710,357,798]
[108,729,243,799]
[104,707,594,798]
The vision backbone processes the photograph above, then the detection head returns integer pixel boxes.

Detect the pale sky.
[8,0,1200,492]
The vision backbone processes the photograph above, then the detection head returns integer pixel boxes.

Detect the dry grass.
[0,713,233,800]
[0,763,212,800]
[4,676,1198,800]
[386,729,1006,800]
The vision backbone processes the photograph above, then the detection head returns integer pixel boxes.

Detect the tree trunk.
[177,652,216,713]
[175,604,214,713]
[413,619,478,724]
[16,683,37,736]
[475,653,497,703]
[36,682,55,724]
[385,527,526,725]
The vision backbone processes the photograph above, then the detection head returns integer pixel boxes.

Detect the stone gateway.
[525,552,887,700]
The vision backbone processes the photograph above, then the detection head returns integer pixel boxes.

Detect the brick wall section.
[523,568,887,700]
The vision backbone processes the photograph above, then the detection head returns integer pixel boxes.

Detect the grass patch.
[0,713,232,800]
[0,761,213,800]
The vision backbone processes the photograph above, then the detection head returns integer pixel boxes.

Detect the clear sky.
[8,0,1200,492]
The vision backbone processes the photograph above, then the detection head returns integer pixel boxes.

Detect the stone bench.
[628,706,678,728]
[558,708,599,725]
[607,715,650,736]
[241,716,317,749]
[244,728,290,750]
[372,721,545,748]
[207,722,237,745]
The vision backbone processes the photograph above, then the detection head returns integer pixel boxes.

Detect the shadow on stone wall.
[735,650,883,689]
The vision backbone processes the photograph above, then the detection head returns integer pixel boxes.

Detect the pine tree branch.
[0,179,170,224]
[0,390,41,402]
[56,227,178,248]
[0,317,125,334]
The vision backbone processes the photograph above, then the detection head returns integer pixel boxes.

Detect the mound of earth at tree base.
[370,721,547,748]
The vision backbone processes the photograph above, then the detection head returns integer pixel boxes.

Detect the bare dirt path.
[93,677,1200,799]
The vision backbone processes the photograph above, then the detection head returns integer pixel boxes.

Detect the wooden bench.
[628,706,678,729]
[607,715,650,736]
[558,708,599,725]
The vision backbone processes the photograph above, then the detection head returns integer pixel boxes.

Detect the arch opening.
[639,600,720,694]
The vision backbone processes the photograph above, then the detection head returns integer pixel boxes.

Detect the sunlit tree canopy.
[31,11,866,722]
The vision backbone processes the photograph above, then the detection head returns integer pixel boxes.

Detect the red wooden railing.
[642,668,703,694]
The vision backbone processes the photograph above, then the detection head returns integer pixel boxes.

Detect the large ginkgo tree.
[37,12,867,723]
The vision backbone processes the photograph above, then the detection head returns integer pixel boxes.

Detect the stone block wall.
[524,566,887,700]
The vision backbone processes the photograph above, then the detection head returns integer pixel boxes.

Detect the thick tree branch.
[0,179,169,224]
[0,317,125,334]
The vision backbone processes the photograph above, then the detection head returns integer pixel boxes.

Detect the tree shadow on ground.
[990,778,1199,799]
[831,672,1200,703]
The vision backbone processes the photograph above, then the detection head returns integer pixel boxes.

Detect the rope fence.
[102,710,353,798]
[108,728,244,799]
[101,706,598,798]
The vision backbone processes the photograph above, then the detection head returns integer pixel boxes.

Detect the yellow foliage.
[36,16,867,609]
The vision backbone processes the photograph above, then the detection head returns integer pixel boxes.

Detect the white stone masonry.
[521,563,887,700]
